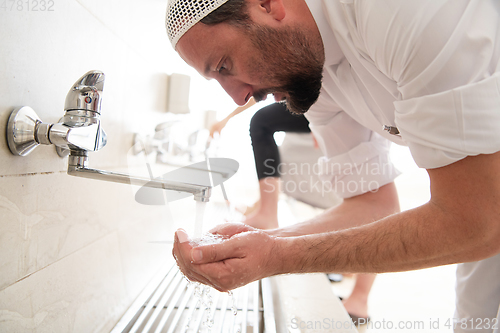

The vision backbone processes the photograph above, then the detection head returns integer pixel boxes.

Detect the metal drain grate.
[111,263,275,333]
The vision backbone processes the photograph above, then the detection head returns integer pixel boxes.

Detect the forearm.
[216,98,257,129]
[269,182,400,237]
[174,153,500,292]
[272,153,500,276]
[275,196,500,276]
[227,97,256,119]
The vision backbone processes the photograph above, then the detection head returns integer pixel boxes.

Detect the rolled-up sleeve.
[395,72,500,169]
[355,0,500,169]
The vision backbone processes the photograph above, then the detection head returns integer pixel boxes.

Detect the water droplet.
[194,232,226,246]
[228,291,238,316]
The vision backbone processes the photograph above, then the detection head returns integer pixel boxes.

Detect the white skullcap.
[166,0,231,49]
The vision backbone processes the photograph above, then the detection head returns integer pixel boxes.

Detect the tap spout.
[67,151,211,202]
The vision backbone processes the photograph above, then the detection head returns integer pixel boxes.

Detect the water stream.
[182,203,239,331]
[193,201,206,238]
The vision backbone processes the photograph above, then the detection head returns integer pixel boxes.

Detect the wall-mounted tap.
[6,70,107,156]
[6,70,211,202]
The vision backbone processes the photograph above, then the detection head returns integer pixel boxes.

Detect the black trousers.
[249,103,310,180]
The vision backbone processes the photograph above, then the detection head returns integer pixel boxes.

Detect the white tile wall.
[0,1,197,331]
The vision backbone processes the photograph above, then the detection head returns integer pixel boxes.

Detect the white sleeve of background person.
[305,96,401,199]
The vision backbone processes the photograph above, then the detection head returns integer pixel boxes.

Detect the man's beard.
[247,25,324,114]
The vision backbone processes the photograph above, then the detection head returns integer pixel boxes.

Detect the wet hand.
[173,226,279,292]
[209,222,256,237]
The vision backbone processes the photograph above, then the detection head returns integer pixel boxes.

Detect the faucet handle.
[64,70,105,114]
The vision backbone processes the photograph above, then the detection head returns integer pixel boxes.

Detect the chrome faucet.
[6,70,107,156]
[6,70,211,202]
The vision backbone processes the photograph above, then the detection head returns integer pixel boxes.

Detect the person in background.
[209,98,310,229]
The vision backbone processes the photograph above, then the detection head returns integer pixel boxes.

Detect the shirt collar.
[305,0,344,67]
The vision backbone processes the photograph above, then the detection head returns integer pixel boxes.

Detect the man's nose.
[218,78,252,106]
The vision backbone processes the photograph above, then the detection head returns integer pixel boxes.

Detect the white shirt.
[305,1,500,330]
[306,0,500,198]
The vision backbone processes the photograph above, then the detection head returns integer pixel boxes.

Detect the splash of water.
[179,231,237,331]
[193,232,226,246]
[184,281,215,331]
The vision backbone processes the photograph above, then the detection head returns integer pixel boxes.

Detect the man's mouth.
[253,89,288,103]
[273,93,286,102]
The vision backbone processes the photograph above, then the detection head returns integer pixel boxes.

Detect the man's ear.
[257,0,286,21]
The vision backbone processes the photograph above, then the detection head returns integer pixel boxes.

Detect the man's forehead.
[176,23,220,78]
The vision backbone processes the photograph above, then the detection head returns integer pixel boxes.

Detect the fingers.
[174,228,241,264]
[209,222,256,237]
[175,228,190,244]
[173,229,243,290]
[209,122,225,138]
[173,229,213,286]
[172,228,274,292]
[209,124,219,138]
[173,233,237,291]
[190,233,248,265]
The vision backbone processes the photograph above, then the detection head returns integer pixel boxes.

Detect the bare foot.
[342,295,369,320]
[243,200,260,216]
[243,211,278,230]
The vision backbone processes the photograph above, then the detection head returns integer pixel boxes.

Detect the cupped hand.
[173,225,280,292]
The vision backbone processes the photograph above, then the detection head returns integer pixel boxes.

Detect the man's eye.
[218,63,227,74]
